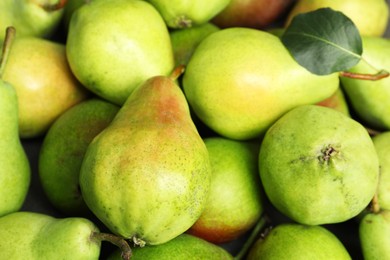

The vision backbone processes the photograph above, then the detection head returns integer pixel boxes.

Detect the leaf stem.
[91,232,132,260]
[0,26,16,79]
[339,70,389,81]
[233,214,269,260]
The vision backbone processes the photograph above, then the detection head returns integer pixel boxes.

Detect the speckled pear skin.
[0,211,101,259]
[79,73,211,245]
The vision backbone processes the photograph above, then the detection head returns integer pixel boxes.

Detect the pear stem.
[233,214,269,260]
[39,0,68,11]
[0,26,16,79]
[370,192,381,214]
[339,70,389,81]
[91,232,132,260]
[169,65,186,81]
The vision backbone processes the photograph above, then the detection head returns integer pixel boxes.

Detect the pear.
[2,36,89,138]
[187,137,264,244]
[0,0,66,42]
[170,23,220,67]
[0,27,31,217]
[66,0,175,105]
[285,0,389,37]
[145,0,230,28]
[0,211,102,259]
[340,36,390,131]
[182,27,339,140]
[39,98,120,216]
[212,0,296,29]
[107,233,233,260]
[259,105,379,225]
[247,223,351,259]
[79,67,211,246]
[316,87,350,116]
[372,132,390,210]
[359,209,390,259]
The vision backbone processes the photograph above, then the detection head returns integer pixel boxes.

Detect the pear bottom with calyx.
[247,223,351,259]
[79,67,211,246]
[359,210,390,259]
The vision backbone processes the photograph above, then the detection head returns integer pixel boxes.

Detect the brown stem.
[39,0,68,11]
[91,232,132,260]
[0,26,16,79]
[366,127,382,137]
[339,70,389,81]
[169,65,186,81]
[370,192,381,214]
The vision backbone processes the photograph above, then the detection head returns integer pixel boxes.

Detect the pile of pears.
[1,0,390,259]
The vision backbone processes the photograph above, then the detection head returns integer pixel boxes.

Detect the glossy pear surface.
[183,27,339,140]
[259,105,379,225]
[66,0,175,105]
[80,73,211,245]
[2,36,89,138]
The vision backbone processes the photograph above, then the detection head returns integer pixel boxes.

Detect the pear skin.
[285,0,389,37]
[259,105,379,225]
[39,98,120,216]
[247,223,351,259]
[0,211,101,259]
[316,87,350,116]
[79,69,211,245]
[107,234,233,260]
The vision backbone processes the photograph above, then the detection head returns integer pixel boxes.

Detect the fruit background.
[4,0,390,259]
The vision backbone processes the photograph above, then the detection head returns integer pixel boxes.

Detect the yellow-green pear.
[66,0,175,105]
[340,36,390,131]
[286,0,389,37]
[79,68,211,246]
[183,27,339,140]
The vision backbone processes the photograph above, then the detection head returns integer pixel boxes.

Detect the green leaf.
[281,8,363,75]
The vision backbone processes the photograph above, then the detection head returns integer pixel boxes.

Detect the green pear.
[0,0,66,43]
[188,137,264,244]
[2,36,89,138]
[107,233,233,260]
[259,105,379,225]
[170,23,220,67]
[359,210,390,259]
[372,132,390,210]
[39,98,120,216]
[79,67,211,246]
[0,27,30,217]
[0,211,102,259]
[247,223,351,259]
[285,0,389,37]
[182,27,339,140]
[316,87,350,116]
[66,0,175,105]
[340,36,390,131]
[145,0,230,28]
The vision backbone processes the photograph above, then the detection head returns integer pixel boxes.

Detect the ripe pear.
[170,23,220,67]
[0,211,104,259]
[0,0,66,42]
[0,27,30,217]
[359,209,390,259]
[316,87,350,116]
[372,132,390,210]
[212,0,296,29]
[259,105,379,225]
[79,68,211,246]
[340,36,390,131]
[145,0,230,28]
[2,36,89,138]
[188,137,264,244]
[39,98,120,216]
[107,233,233,260]
[247,223,351,259]
[66,0,175,105]
[183,27,339,140]
[285,0,389,37]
